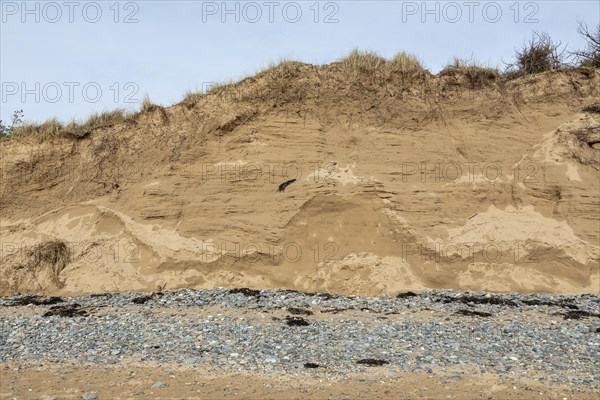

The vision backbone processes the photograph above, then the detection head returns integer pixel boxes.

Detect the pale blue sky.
[1,0,598,124]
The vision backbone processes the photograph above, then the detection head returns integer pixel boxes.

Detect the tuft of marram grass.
[11,118,64,140]
[205,82,229,95]
[265,58,293,71]
[203,81,243,102]
[442,57,500,83]
[182,90,203,108]
[446,56,472,69]
[340,49,387,71]
[65,109,131,137]
[389,52,425,73]
[141,95,159,112]
[262,58,301,75]
[9,109,133,140]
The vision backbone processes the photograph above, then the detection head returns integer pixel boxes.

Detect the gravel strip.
[1,289,599,386]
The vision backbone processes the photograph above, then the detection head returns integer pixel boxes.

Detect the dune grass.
[340,49,387,72]
[64,109,132,137]
[339,49,425,73]
[389,51,425,73]
[11,119,64,140]
[5,28,596,141]
[9,109,134,141]
[441,56,500,86]
[182,90,203,108]
[141,95,160,112]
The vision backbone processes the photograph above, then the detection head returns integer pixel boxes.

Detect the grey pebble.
[0,288,598,388]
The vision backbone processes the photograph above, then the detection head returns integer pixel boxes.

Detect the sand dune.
[1,66,598,296]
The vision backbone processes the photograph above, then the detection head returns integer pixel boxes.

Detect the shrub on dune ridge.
[0,109,24,138]
[506,31,566,77]
[572,21,600,67]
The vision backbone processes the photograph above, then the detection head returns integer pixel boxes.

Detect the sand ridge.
[1,67,599,296]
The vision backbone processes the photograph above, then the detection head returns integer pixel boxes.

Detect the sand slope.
[1,66,599,295]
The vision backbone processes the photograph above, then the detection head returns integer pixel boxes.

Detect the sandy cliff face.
[1,65,598,296]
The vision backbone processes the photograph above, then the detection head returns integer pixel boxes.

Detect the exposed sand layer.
[3,364,596,400]
[1,67,599,296]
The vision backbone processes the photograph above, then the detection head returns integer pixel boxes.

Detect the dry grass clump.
[338,49,428,90]
[182,90,203,108]
[263,58,299,73]
[340,49,387,73]
[140,95,160,112]
[8,109,133,141]
[192,81,241,103]
[441,57,500,87]
[139,94,169,124]
[65,109,131,138]
[389,52,425,73]
[263,59,304,77]
[444,57,498,73]
[8,240,71,291]
[30,241,70,288]
[205,81,232,95]
[11,119,64,140]
[84,109,130,129]
[446,57,469,69]
[243,59,311,104]
[339,49,425,75]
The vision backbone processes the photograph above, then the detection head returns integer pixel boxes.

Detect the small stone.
[82,392,98,400]
[184,358,197,365]
[151,381,166,389]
